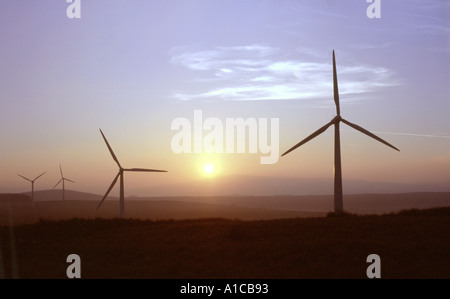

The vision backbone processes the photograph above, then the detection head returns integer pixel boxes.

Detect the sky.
[0,0,449,196]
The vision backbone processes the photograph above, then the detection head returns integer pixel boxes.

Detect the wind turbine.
[282,50,399,213]
[97,129,168,218]
[17,172,46,206]
[52,164,75,201]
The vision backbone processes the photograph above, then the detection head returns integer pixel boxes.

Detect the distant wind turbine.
[17,172,46,206]
[52,164,75,201]
[282,50,399,213]
[97,129,168,218]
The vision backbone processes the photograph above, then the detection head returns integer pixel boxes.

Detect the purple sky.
[0,0,449,196]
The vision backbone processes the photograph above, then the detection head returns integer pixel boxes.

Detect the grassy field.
[1,207,449,279]
[0,199,325,226]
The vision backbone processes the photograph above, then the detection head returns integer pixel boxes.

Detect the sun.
[203,163,215,175]
[197,157,221,178]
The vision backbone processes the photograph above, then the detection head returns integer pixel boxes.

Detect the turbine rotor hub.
[332,115,342,123]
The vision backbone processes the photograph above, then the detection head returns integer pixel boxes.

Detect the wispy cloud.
[170,45,402,102]
[414,23,450,35]
[395,2,450,36]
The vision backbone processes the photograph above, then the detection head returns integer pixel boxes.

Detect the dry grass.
[0,199,325,226]
[1,207,449,279]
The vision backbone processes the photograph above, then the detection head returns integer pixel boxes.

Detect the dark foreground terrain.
[1,207,449,279]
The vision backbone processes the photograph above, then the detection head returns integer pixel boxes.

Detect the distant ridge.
[146,175,450,197]
[11,176,450,198]
[13,189,450,215]
[21,189,109,202]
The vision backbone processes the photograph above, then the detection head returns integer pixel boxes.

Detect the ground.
[1,207,449,279]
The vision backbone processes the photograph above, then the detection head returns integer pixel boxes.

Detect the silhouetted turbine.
[52,164,75,201]
[17,172,46,206]
[97,129,168,218]
[282,50,399,213]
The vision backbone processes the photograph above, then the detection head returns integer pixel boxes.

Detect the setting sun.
[204,163,215,175]
[196,156,223,178]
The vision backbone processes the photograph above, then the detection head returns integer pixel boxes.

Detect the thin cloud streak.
[170,45,402,102]
[349,43,392,51]
[372,131,450,139]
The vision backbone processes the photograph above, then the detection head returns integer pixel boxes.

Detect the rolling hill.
[0,195,325,226]
[0,190,448,226]
[145,175,450,196]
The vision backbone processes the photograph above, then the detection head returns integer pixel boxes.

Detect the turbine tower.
[282,50,399,213]
[97,129,168,218]
[52,164,75,201]
[17,172,46,206]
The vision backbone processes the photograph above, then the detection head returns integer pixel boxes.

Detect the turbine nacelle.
[18,172,46,183]
[282,50,399,213]
[97,129,168,217]
[51,165,75,201]
[332,115,342,123]
[18,171,46,205]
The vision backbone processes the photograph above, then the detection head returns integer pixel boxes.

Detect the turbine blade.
[333,50,340,116]
[65,178,76,183]
[52,179,63,190]
[282,120,334,157]
[18,174,31,182]
[97,172,120,210]
[34,172,46,181]
[60,164,64,178]
[99,129,122,169]
[341,118,400,152]
[124,168,168,172]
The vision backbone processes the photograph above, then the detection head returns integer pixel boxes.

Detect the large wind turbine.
[97,129,168,218]
[17,172,46,206]
[52,164,75,201]
[282,50,399,213]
